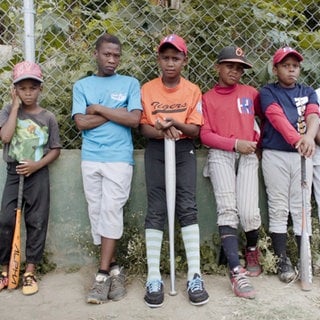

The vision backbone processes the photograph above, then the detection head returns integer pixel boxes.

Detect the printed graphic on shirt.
[295,96,308,134]
[8,118,49,162]
[237,97,254,115]
[151,101,188,115]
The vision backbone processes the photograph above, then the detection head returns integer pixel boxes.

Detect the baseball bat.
[8,174,24,289]
[300,156,312,291]
[165,138,177,296]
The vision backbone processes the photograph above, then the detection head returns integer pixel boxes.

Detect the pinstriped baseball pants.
[204,149,261,231]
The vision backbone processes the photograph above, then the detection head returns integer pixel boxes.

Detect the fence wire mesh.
[0,0,320,148]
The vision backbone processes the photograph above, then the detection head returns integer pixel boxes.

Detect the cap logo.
[235,47,244,57]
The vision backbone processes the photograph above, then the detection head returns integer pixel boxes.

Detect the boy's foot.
[144,279,164,308]
[0,272,8,291]
[22,273,38,295]
[187,273,209,306]
[278,257,296,283]
[86,273,111,304]
[245,246,262,277]
[230,266,256,299]
[108,267,126,301]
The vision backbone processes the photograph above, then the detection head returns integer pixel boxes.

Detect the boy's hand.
[295,135,315,157]
[236,140,257,155]
[155,118,182,140]
[11,87,21,109]
[16,160,39,177]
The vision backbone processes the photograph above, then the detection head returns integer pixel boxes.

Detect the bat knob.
[169,290,178,296]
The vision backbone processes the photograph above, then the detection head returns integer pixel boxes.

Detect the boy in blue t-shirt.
[260,47,319,283]
[72,33,142,304]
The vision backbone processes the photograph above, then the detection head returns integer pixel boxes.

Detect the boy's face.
[215,62,244,87]
[95,41,121,76]
[14,79,42,106]
[158,47,187,81]
[273,55,300,88]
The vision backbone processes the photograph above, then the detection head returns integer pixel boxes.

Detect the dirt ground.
[1,263,320,320]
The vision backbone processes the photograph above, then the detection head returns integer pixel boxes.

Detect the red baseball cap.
[158,34,187,56]
[273,47,303,66]
[13,61,43,84]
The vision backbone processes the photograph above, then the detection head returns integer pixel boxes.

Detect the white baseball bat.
[165,138,177,296]
[300,156,312,291]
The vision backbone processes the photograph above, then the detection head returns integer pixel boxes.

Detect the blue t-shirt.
[72,73,142,164]
[260,83,318,152]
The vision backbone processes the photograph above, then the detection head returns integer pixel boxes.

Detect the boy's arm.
[86,105,141,129]
[0,88,21,143]
[73,113,107,131]
[16,148,61,177]
[265,103,301,146]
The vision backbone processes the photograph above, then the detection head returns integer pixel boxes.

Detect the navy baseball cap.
[217,46,252,69]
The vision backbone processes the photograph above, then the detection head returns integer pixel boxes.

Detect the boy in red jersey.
[140,34,209,308]
[200,46,263,299]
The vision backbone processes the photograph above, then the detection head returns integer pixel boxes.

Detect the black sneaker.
[278,257,296,283]
[187,273,209,306]
[144,279,164,308]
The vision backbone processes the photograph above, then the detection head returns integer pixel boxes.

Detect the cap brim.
[158,43,186,55]
[219,58,252,68]
[13,75,43,84]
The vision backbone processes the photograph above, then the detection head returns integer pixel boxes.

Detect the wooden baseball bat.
[8,174,24,289]
[300,156,312,291]
[165,138,177,296]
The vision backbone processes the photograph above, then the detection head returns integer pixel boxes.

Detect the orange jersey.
[140,77,203,138]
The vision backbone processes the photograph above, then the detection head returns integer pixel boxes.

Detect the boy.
[72,33,142,304]
[260,47,319,283]
[140,34,209,307]
[200,46,262,299]
[0,61,61,295]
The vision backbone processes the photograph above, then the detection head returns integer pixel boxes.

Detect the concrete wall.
[0,149,268,268]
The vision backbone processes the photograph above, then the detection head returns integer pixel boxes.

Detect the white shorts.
[81,161,133,244]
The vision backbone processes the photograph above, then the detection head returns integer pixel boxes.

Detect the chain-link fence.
[0,0,320,148]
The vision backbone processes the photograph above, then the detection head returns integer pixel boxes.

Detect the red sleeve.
[305,103,319,118]
[265,103,300,146]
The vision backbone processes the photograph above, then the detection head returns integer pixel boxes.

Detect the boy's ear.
[272,66,278,76]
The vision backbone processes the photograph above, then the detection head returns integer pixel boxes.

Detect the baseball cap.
[217,46,252,69]
[273,47,303,66]
[13,61,43,84]
[158,34,187,56]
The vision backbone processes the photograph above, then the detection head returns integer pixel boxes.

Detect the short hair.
[95,33,122,51]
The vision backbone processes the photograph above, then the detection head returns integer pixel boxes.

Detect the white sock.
[145,228,163,282]
[182,224,201,281]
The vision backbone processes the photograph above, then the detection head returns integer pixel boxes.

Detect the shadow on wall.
[0,149,268,268]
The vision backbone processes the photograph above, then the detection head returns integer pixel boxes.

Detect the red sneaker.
[230,266,256,299]
[245,246,262,277]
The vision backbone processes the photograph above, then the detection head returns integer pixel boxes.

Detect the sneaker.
[230,266,256,299]
[86,273,111,304]
[22,273,38,296]
[245,246,262,277]
[278,257,296,283]
[144,279,164,308]
[0,272,8,291]
[108,267,126,301]
[187,273,209,306]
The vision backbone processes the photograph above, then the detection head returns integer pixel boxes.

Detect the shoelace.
[234,273,251,289]
[147,280,162,293]
[23,275,36,287]
[188,276,203,293]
